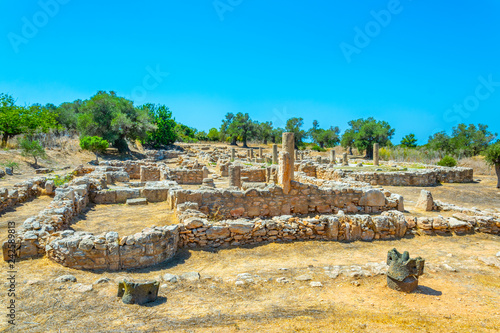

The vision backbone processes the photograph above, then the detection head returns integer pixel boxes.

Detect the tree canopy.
[285,117,306,149]
[77,91,154,152]
[400,134,418,148]
[341,118,394,158]
[141,103,176,147]
[427,124,497,157]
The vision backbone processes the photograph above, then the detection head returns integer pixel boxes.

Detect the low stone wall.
[176,206,500,249]
[240,167,267,182]
[314,165,473,186]
[99,161,156,179]
[3,180,92,261]
[140,166,161,182]
[46,225,179,270]
[169,181,404,219]
[0,177,52,214]
[165,169,204,185]
[91,181,181,204]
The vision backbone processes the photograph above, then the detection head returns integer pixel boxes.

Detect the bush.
[20,138,47,167]
[311,144,326,152]
[437,155,457,167]
[1,160,19,170]
[80,136,109,163]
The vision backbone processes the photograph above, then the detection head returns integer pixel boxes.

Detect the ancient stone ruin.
[386,248,425,292]
[117,280,160,305]
[1,139,497,272]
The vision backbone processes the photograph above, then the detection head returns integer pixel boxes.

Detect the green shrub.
[311,144,326,152]
[437,155,457,167]
[1,160,19,170]
[20,138,47,167]
[80,136,109,163]
[52,172,76,186]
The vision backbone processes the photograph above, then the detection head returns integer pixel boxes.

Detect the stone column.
[330,150,336,164]
[249,149,254,159]
[259,147,263,157]
[342,153,349,166]
[228,165,241,189]
[373,143,380,166]
[295,149,300,161]
[278,152,292,194]
[231,148,235,161]
[282,132,295,180]
[272,144,278,164]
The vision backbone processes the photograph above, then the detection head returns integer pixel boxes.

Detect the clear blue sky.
[2,0,500,144]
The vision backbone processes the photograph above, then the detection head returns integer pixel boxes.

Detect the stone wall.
[140,166,161,182]
[0,177,51,214]
[165,169,204,185]
[240,167,267,182]
[169,181,403,219]
[46,225,179,270]
[2,179,92,261]
[176,206,500,249]
[314,165,473,186]
[91,181,180,204]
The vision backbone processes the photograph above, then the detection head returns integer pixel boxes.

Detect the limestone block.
[415,190,434,211]
[359,189,386,207]
[117,280,160,305]
[206,226,230,240]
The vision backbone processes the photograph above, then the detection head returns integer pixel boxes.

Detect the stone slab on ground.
[126,198,148,205]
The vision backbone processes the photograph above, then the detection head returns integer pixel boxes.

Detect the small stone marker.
[386,248,425,293]
[342,153,349,166]
[117,280,160,305]
[415,190,434,211]
[202,178,215,188]
[126,198,148,206]
[330,150,336,164]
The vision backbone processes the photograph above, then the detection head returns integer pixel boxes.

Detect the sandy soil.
[72,202,177,236]
[1,234,499,332]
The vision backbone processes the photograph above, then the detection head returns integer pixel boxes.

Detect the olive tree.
[484,142,500,188]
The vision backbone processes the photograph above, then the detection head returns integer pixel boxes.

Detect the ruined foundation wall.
[170,181,403,219]
[240,167,267,182]
[314,166,473,186]
[47,225,179,270]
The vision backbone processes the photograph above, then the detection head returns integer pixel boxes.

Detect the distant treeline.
[0,91,498,161]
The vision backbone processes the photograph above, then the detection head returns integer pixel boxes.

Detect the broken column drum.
[342,153,349,166]
[330,150,336,164]
[228,165,241,188]
[117,280,160,305]
[272,144,278,164]
[386,248,425,293]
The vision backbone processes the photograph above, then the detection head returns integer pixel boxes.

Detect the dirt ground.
[72,202,177,235]
[384,175,500,213]
[1,234,499,332]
